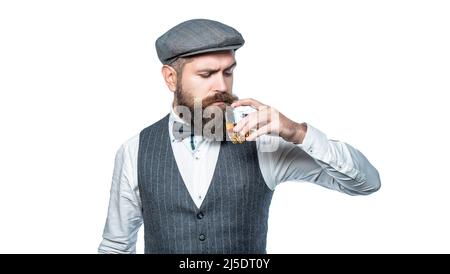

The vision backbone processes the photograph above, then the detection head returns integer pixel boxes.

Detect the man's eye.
[200,73,211,78]
[224,71,233,77]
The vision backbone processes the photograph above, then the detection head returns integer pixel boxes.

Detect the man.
[98,19,381,254]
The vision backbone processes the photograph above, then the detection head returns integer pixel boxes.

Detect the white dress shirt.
[98,108,381,253]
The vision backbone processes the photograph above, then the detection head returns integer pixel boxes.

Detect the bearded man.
[98,19,381,254]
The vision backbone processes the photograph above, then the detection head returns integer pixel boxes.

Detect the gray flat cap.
[155,19,245,64]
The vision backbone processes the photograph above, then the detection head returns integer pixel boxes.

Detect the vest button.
[199,234,206,241]
[197,212,204,219]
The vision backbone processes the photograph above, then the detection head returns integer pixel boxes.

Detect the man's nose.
[213,74,228,93]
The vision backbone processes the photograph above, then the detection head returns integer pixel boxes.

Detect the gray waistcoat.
[137,115,273,254]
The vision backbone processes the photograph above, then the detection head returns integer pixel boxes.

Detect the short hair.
[168,57,193,81]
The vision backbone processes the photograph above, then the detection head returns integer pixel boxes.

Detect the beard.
[173,83,239,140]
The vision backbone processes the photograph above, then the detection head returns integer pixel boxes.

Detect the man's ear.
[161,65,178,92]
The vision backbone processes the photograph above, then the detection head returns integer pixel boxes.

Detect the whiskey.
[225,106,255,144]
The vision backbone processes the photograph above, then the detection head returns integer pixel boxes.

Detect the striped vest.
[138,115,273,254]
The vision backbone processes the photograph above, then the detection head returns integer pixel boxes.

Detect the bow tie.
[172,120,229,143]
[172,120,193,141]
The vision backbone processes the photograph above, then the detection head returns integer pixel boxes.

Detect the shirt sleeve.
[98,136,143,254]
[257,124,381,195]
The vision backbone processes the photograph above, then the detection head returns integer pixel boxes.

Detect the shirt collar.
[169,106,189,127]
[169,107,186,142]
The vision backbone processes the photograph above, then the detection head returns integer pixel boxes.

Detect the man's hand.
[231,98,307,144]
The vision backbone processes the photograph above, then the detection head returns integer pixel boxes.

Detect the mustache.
[201,93,239,108]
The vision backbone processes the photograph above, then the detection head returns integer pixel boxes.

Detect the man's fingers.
[246,124,271,141]
[231,98,265,109]
[234,109,271,136]
[233,109,264,132]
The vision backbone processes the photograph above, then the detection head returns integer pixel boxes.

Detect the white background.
[1,0,449,253]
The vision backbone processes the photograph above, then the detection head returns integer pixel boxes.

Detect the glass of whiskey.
[225,106,256,144]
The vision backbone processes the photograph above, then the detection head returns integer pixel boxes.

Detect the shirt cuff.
[298,123,359,180]
[299,124,330,161]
